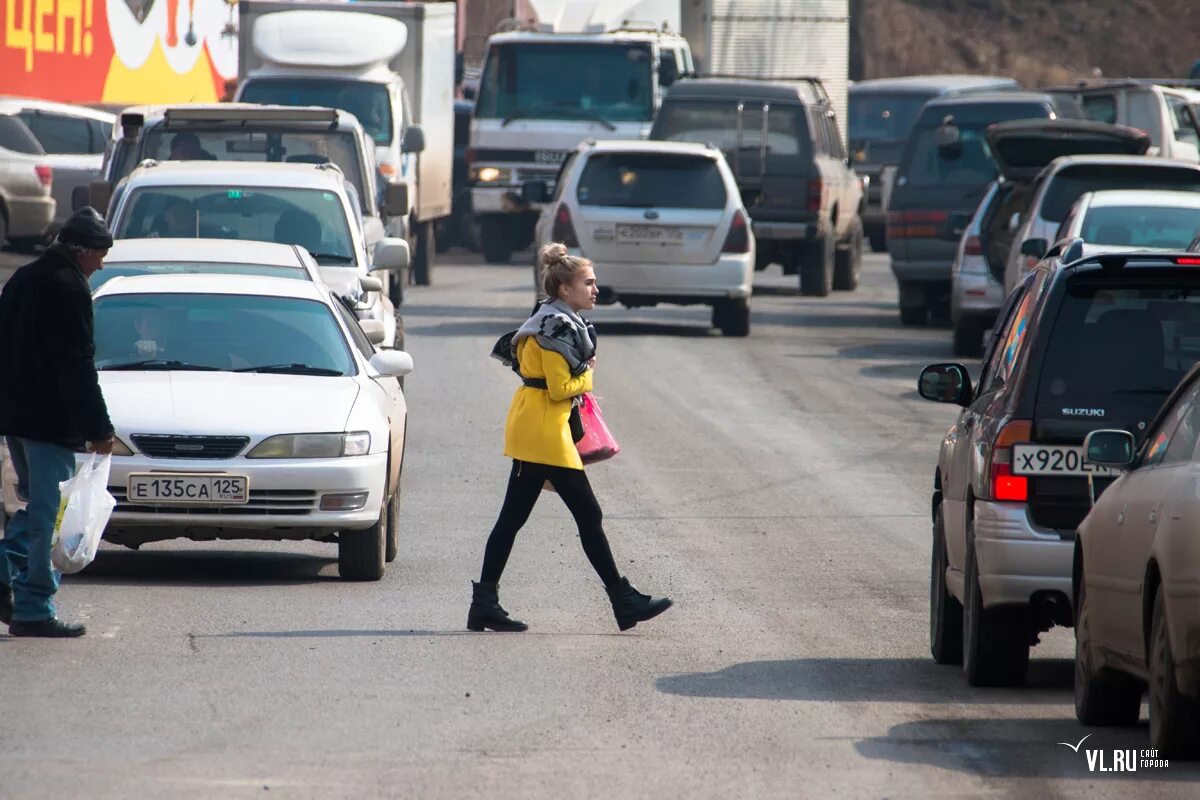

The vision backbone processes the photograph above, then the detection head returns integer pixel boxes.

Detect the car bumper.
[100,452,387,542]
[750,220,822,242]
[973,500,1074,610]
[951,269,1004,322]
[591,254,754,302]
[891,258,953,283]
[6,195,55,238]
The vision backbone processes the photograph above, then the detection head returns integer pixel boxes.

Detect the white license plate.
[1011,445,1116,477]
[616,223,683,245]
[127,474,249,505]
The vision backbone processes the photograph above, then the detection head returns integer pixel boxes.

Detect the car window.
[93,119,113,152]
[1039,165,1200,222]
[825,114,846,160]
[1080,204,1200,249]
[1080,94,1117,124]
[332,297,376,360]
[898,123,996,188]
[0,115,44,155]
[115,186,356,267]
[17,111,92,154]
[240,79,393,146]
[983,279,1037,393]
[93,293,355,375]
[576,153,726,209]
[1167,95,1200,150]
[847,92,932,144]
[91,260,308,291]
[652,101,811,159]
[1142,380,1200,467]
[810,108,829,156]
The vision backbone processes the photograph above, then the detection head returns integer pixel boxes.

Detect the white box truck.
[236,0,455,288]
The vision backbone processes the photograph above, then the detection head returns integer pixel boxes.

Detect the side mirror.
[918,363,973,406]
[358,319,387,346]
[401,125,425,154]
[87,180,113,215]
[1084,429,1135,468]
[382,181,409,217]
[359,275,384,293]
[1020,238,1048,258]
[521,180,550,204]
[372,237,410,272]
[369,349,413,377]
[659,54,679,88]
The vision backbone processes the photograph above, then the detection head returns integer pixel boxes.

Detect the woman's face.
[558,265,598,311]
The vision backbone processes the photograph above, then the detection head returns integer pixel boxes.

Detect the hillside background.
[851,0,1200,86]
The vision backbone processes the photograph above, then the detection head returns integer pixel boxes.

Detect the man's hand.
[88,437,114,455]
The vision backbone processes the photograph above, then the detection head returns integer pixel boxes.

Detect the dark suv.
[650,77,863,296]
[918,244,1200,687]
[888,92,1083,325]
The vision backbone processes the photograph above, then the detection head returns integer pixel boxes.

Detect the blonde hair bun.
[539,242,569,269]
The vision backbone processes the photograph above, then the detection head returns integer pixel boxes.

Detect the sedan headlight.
[247,432,371,459]
[471,166,511,184]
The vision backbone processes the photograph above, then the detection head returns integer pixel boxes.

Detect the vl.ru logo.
[1058,735,1170,772]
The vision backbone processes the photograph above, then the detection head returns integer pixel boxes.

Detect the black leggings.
[479,460,621,587]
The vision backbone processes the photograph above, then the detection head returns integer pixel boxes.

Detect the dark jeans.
[480,460,620,587]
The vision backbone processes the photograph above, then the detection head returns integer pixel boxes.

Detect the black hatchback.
[917,244,1200,687]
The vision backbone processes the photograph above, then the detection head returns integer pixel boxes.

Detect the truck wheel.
[480,216,513,265]
[434,218,452,254]
[930,505,963,665]
[1075,575,1142,725]
[899,282,927,326]
[952,318,986,357]
[799,235,833,297]
[963,521,1030,686]
[339,491,388,581]
[1150,583,1200,757]
[413,221,435,286]
[833,218,863,291]
[713,299,750,337]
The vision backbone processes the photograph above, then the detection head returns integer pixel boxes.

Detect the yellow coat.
[504,337,593,470]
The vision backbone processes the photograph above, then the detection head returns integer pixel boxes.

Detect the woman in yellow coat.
[469,244,673,633]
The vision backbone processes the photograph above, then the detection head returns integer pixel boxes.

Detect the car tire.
[339,492,388,581]
[413,220,435,286]
[0,209,8,249]
[1150,583,1200,757]
[952,318,986,357]
[1075,575,1143,725]
[963,520,1030,686]
[388,270,405,307]
[714,298,750,337]
[480,216,512,265]
[930,504,963,665]
[800,235,833,297]
[833,218,863,292]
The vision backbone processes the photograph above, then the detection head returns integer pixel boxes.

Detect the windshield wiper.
[549,105,617,131]
[234,363,345,376]
[309,252,355,265]
[501,109,535,127]
[100,359,219,371]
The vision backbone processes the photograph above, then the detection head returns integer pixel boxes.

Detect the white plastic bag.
[51,454,116,574]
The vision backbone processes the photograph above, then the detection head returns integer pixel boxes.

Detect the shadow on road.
[855,716,1200,781]
[198,629,628,639]
[656,657,1073,704]
[67,548,338,587]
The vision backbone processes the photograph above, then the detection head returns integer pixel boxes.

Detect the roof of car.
[1043,154,1200,173]
[122,160,351,190]
[850,74,1019,94]
[664,77,828,105]
[922,90,1055,109]
[93,272,327,301]
[105,238,308,268]
[0,96,115,123]
[487,29,687,46]
[579,139,720,157]
[1079,188,1200,209]
[112,104,364,134]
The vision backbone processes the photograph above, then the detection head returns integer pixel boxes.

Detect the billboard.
[2,0,238,103]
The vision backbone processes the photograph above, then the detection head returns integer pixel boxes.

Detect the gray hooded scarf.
[512,299,596,376]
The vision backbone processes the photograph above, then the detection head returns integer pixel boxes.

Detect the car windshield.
[132,128,369,212]
[1041,165,1200,222]
[898,102,1052,187]
[476,42,654,123]
[114,187,356,266]
[1037,279,1200,413]
[1080,204,1200,249]
[576,153,727,209]
[848,92,931,144]
[239,80,392,146]
[94,293,354,375]
[651,101,810,159]
[91,261,308,291]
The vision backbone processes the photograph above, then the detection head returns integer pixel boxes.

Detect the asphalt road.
[2,248,1197,798]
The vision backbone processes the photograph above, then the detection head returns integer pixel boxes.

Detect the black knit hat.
[57,206,114,250]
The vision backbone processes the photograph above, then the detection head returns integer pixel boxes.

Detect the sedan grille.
[131,435,250,460]
[110,488,317,516]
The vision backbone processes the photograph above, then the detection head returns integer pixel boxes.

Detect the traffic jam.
[3,0,1200,769]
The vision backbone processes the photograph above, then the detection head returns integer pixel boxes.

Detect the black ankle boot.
[467,581,528,632]
[606,577,672,631]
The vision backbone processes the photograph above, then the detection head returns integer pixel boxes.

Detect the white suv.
[106,160,409,349]
[529,140,755,337]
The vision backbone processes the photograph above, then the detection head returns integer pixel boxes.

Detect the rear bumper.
[951,268,1004,322]
[973,500,1074,610]
[592,253,754,303]
[750,219,822,242]
[5,195,55,238]
[891,258,952,283]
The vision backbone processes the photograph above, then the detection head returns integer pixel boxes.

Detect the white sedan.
[11,273,412,580]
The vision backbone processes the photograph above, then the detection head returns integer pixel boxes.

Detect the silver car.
[0,110,54,249]
[1054,188,1200,252]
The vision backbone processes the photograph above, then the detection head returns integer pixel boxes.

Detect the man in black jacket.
[0,207,115,637]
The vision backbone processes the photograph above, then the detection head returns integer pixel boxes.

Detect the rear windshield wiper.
[234,363,345,376]
[100,359,220,371]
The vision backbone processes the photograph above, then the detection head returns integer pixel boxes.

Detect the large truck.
[235,0,455,289]
[469,0,850,264]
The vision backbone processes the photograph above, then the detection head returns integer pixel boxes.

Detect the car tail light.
[34,164,52,187]
[988,419,1032,503]
[551,204,578,248]
[1176,256,1200,265]
[807,178,823,213]
[887,210,949,240]
[962,235,983,256]
[722,210,750,253]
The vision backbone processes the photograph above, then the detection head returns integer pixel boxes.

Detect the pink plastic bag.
[576,392,620,465]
